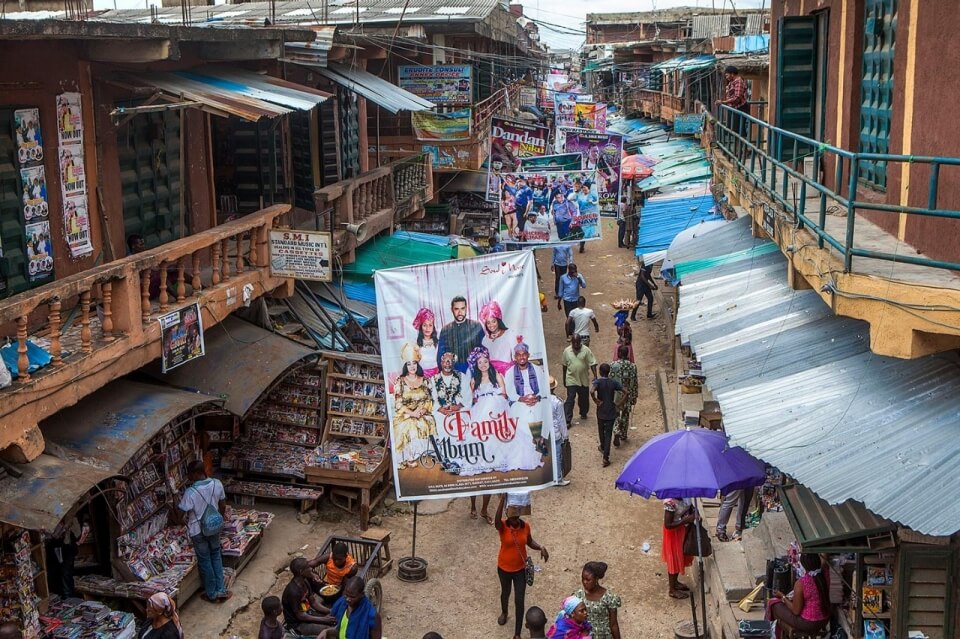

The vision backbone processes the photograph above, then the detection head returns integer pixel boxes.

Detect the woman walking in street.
[662,498,696,599]
[573,562,621,639]
[546,596,591,639]
[495,494,549,639]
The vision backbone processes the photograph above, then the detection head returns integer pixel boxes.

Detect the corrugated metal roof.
[121,65,331,121]
[780,483,895,552]
[675,226,960,536]
[283,26,338,67]
[636,180,721,262]
[691,14,730,38]
[315,63,435,113]
[96,0,499,27]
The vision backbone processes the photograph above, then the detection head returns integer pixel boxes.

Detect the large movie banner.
[375,252,557,500]
[486,117,549,201]
[564,131,624,213]
[499,171,601,245]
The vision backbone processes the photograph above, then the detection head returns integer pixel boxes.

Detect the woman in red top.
[495,494,549,639]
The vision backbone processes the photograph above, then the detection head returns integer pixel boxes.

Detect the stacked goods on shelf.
[0,531,42,639]
[220,442,313,478]
[40,598,135,639]
[220,509,274,557]
[224,480,323,501]
[243,368,323,446]
[311,441,385,474]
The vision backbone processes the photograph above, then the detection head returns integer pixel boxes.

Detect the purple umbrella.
[615,427,766,498]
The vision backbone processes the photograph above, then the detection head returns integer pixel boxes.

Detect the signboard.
[519,86,537,108]
[269,229,333,282]
[374,251,557,500]
[564,131,624,213]
[159,303,205,373]
[674,113,704,135]
[486,117,549,201]
[398,65,473,106]
[499,171,601,245]
[518,153,583,172]
[422,144,475,170]
[412,109,472,141]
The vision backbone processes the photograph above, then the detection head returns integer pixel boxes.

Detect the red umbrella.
[621,155,654,180]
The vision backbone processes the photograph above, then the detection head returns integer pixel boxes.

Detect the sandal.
[716,532,731,542]
[602,459,611,468]
[216,591,233,602]
[481,512,494,525]
[669,590,690,599]
[470,508,478,520]
[613,434,621,448]
[675,582,691,592]
[200,594,216,603]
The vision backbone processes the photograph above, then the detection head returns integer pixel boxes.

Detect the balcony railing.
[315,153,433,263]
[715,105,960,273]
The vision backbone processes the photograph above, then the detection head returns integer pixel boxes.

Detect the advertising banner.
[558,103,606,132]
[674,113,704,135]
[159,303,205,373]
[268,229,333,282]
[25,220,53,282]
[519,153,583,172]
[499,171,601,245]
[56,93,83,147]
[59,146,86,197]
[19,166,49,222]
[63,194,94,258]
[375,251,557,500]
[13,108,44,166]
[486,117,549,201]
[519,87,537,108]
[398,65,473,106]
[564,131,624,212]
[422,144,475,170]
[412,109,472,141]
[541,72,576,109]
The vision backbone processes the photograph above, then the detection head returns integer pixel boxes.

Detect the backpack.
[191,482,224,537]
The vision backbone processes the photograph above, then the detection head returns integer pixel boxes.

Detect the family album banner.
[374,251,557,500]
[499,170,601,245]
[486,117,549,201]
[563,130,624,212]
[398,65,473,106]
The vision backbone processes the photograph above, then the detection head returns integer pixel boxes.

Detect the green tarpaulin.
[341,234,457,278]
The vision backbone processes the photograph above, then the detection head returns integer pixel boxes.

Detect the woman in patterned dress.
[573,561,621,639]
[393,343,437,468]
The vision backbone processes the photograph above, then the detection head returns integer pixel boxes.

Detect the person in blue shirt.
[551,191,577,240]
[557,263,586,316]
[513,177,535,233]
[551,244,574,299]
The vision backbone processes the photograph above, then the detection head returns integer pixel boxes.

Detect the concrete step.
[711,532,757,602]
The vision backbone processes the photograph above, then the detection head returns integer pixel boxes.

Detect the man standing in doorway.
[174,461,231,603]
[561,334,597,428]
[591,363,625,468]
[557,263,587,316]
[565,296,599,346]
[717,65,750,142]
[551,243,573,299]
[438,296,485,373]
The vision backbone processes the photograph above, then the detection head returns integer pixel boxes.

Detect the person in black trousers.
[591,363,625,467]
[495,495,548,639]
[631,263,658,320]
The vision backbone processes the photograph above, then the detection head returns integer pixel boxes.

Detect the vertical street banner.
[14,108,44,166]
[499,170,601,245]
[374,252,557,500]
[159,303,206,373]
[486,117,549,201]
[564,131,624,213]
[398,65,473,106]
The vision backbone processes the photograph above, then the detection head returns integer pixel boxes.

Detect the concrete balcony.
[709,105,960,359]
[0,204,295,462]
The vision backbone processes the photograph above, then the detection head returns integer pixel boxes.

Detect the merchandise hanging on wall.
[563,130,624,213]
[486,117,549,201]
[19,166,49,222]
[374,251,558,500]
[499,171,601,245]
[13,108,44,166]
[159,303,206,373]
[24,220,53,282]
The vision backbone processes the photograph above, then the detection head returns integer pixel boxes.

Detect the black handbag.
[683,520,713,557]
[561,440,572,477]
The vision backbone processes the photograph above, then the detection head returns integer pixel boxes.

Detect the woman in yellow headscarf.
[393,342,438,468]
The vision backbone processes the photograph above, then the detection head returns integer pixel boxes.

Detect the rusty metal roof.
[144,316,317,418]
[121,65,332,121]
[780,483,896,552]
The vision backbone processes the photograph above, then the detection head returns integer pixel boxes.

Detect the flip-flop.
[675,582,691,592]
[716,532,731,542]
[470,509,478,520]
[669,590,690,599]
[482,513,495,525]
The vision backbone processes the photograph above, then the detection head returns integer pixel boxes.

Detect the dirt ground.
[219,218,693,638]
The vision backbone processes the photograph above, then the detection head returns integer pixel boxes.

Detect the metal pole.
[695,497,708,637]
[412,500,419,558]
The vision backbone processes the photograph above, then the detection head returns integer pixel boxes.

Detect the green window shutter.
[859,0,897,189]
[775,16,817,160]
[896,544,955,639]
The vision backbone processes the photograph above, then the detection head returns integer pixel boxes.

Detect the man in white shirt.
[565,296,599,346]
[173,460,231,603]
[548,376,570,486]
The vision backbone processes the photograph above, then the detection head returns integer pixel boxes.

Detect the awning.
[120,66,332,121]
[315,63,435,114]
[144,317,317,418]
[780,483,896,552]
[41,380,224,473]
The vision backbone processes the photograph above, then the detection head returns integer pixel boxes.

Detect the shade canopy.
[615,427,765,499]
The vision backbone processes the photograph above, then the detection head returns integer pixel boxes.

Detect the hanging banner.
[159,303,205,373]
[268,229,333,281]
[519,87,537,108]
[519,153,583,172]
[674,113,704,135]
[24,220,54,282]
[556,101,576,128]
[540,72,576,109]
[19,166,49,222]
[486,117,549,201]
[58,146,86,198]
[56,93,83,147]
[499,170,601,245]
[13,108,44,166]
[422,144,475,170]
[564,131,624,213]
[374,251,557,500]
[63,194,94,258]
[398,65,473,106]
[412,109,472,141]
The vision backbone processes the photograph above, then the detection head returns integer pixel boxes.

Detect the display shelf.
[327,392,386,402]
[246,415,323,429]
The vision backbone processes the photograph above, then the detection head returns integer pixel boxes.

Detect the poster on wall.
[499,170,601,245]
[19,166,49,222]
[564,131,624,212]
[56,93,83,146]
[24,220,54,282]
[159,303,205,373]
[422,144,474,170]
[63,194,94,258]
[519,153,583,172]
[398,65,473,106]
[558,103,606,132]
[374,251,557,500]
[486,117,549,201]
[13,108,44,166]
[268,229,333,282]
[412,109,472,141]
[540,72,576,109]
[59,146,86,197]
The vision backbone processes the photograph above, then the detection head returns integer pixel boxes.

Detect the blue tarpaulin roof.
[636,182,722,262]
[734,34,770,53]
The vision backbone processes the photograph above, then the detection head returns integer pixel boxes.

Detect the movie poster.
[564,131,624,212]
[486,117,549,201]
[499,171,601,245]
[19,166,49,222]
[24,220,54,282]
[159,303,205,373]
[519,153,583,172]
[14,108,44,166]
[56,93,83,147]
[558,103,606,132]
[63,194,94,258]
[374,252,557,500]
[59,146,86,197]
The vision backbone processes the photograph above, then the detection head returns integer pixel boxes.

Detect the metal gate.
[859,0,897,189]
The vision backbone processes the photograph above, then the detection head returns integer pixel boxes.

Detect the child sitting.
[258,596,283,639]
[317,542,358,601]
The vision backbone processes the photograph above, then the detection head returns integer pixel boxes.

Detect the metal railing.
[714,105,960,272]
